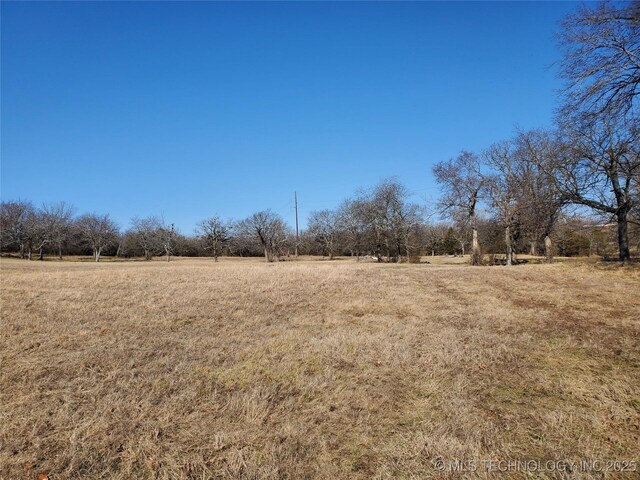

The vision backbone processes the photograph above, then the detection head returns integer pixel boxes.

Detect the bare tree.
[76,213,119,262]
[307,209,340,259]
[368,179,421,262]
[130,216,162,260]
[484,142,521,266]
[556,1,640,261]
[336,198,369,260]
[554,117,640,261]
[509,130,565,263]
[433,151,488,265]
[42,202,75,260]
[237,210,289,262]
[0,200,34,258]
[423,223,447,257]
[451,211,471,257]
[197,215,231,261]
[31,208,56,261]
[559,1,640,125]
[158,222,176,262]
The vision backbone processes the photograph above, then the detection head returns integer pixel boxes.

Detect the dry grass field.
[1,257,639,479]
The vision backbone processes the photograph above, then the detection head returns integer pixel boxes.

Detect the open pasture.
[1,257,639,479]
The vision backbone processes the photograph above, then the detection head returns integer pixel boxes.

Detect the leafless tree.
[130,216,162,260]
[423,223,447,257]
[158,222,176,262]
[368,179,421,262]
[197,215,231,261]
[555,1,640,261]
[451,211,471,257]
[554,117,640,261]
[484,142,521,266]
[31,208,57,261]
[336,196,370,260]
[509,130,565,262]
[0,200,34,258]
[76,213,119,262]
[558,1,640,125]
[41,202,75,259]
[433,151,488,265]
[237,210,289,262]
[307,209,340,259]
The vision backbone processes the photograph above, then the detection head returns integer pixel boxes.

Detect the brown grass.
[1,257,639,479]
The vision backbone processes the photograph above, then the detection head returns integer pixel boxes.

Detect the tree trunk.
[39,246,44,260]
[616,210,631,261]
[59,244,63,260]
[95,247,101,262]
[470,212,481,266]
[544,235,554,263]
[530,241,537,256]
[27,242,32,261]
[470,228,481,266]
[264,247,270,263]
[404,234,411,263]
[19,243,25,259]
[505,226,513,266]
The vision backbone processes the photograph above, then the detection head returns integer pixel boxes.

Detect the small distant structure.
[582,223,616,232]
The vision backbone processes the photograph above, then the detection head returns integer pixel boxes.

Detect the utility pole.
[294,191,299,257]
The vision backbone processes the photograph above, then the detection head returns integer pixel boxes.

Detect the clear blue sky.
[1,1,579,232]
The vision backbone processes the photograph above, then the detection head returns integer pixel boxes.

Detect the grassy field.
[1,257,639,479]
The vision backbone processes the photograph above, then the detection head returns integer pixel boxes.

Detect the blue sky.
[1,1,579,232]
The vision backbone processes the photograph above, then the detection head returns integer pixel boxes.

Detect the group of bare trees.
[305,179,422,262]
[0,200,292,263]
[557,0,640,261]
[1,176,633,264]
[0,203,179,263]
[236,211,290,262]
[126,217,177,262]
[433,122,638,264]
[432,127,576,265]
[433,1,640,263]
[433,151,487,265]
[0,178,423,263]
[0,201,120,262]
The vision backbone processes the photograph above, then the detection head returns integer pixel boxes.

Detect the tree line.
[0,172,635,263]
[1,1,639,263]
[0,182,423,263]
